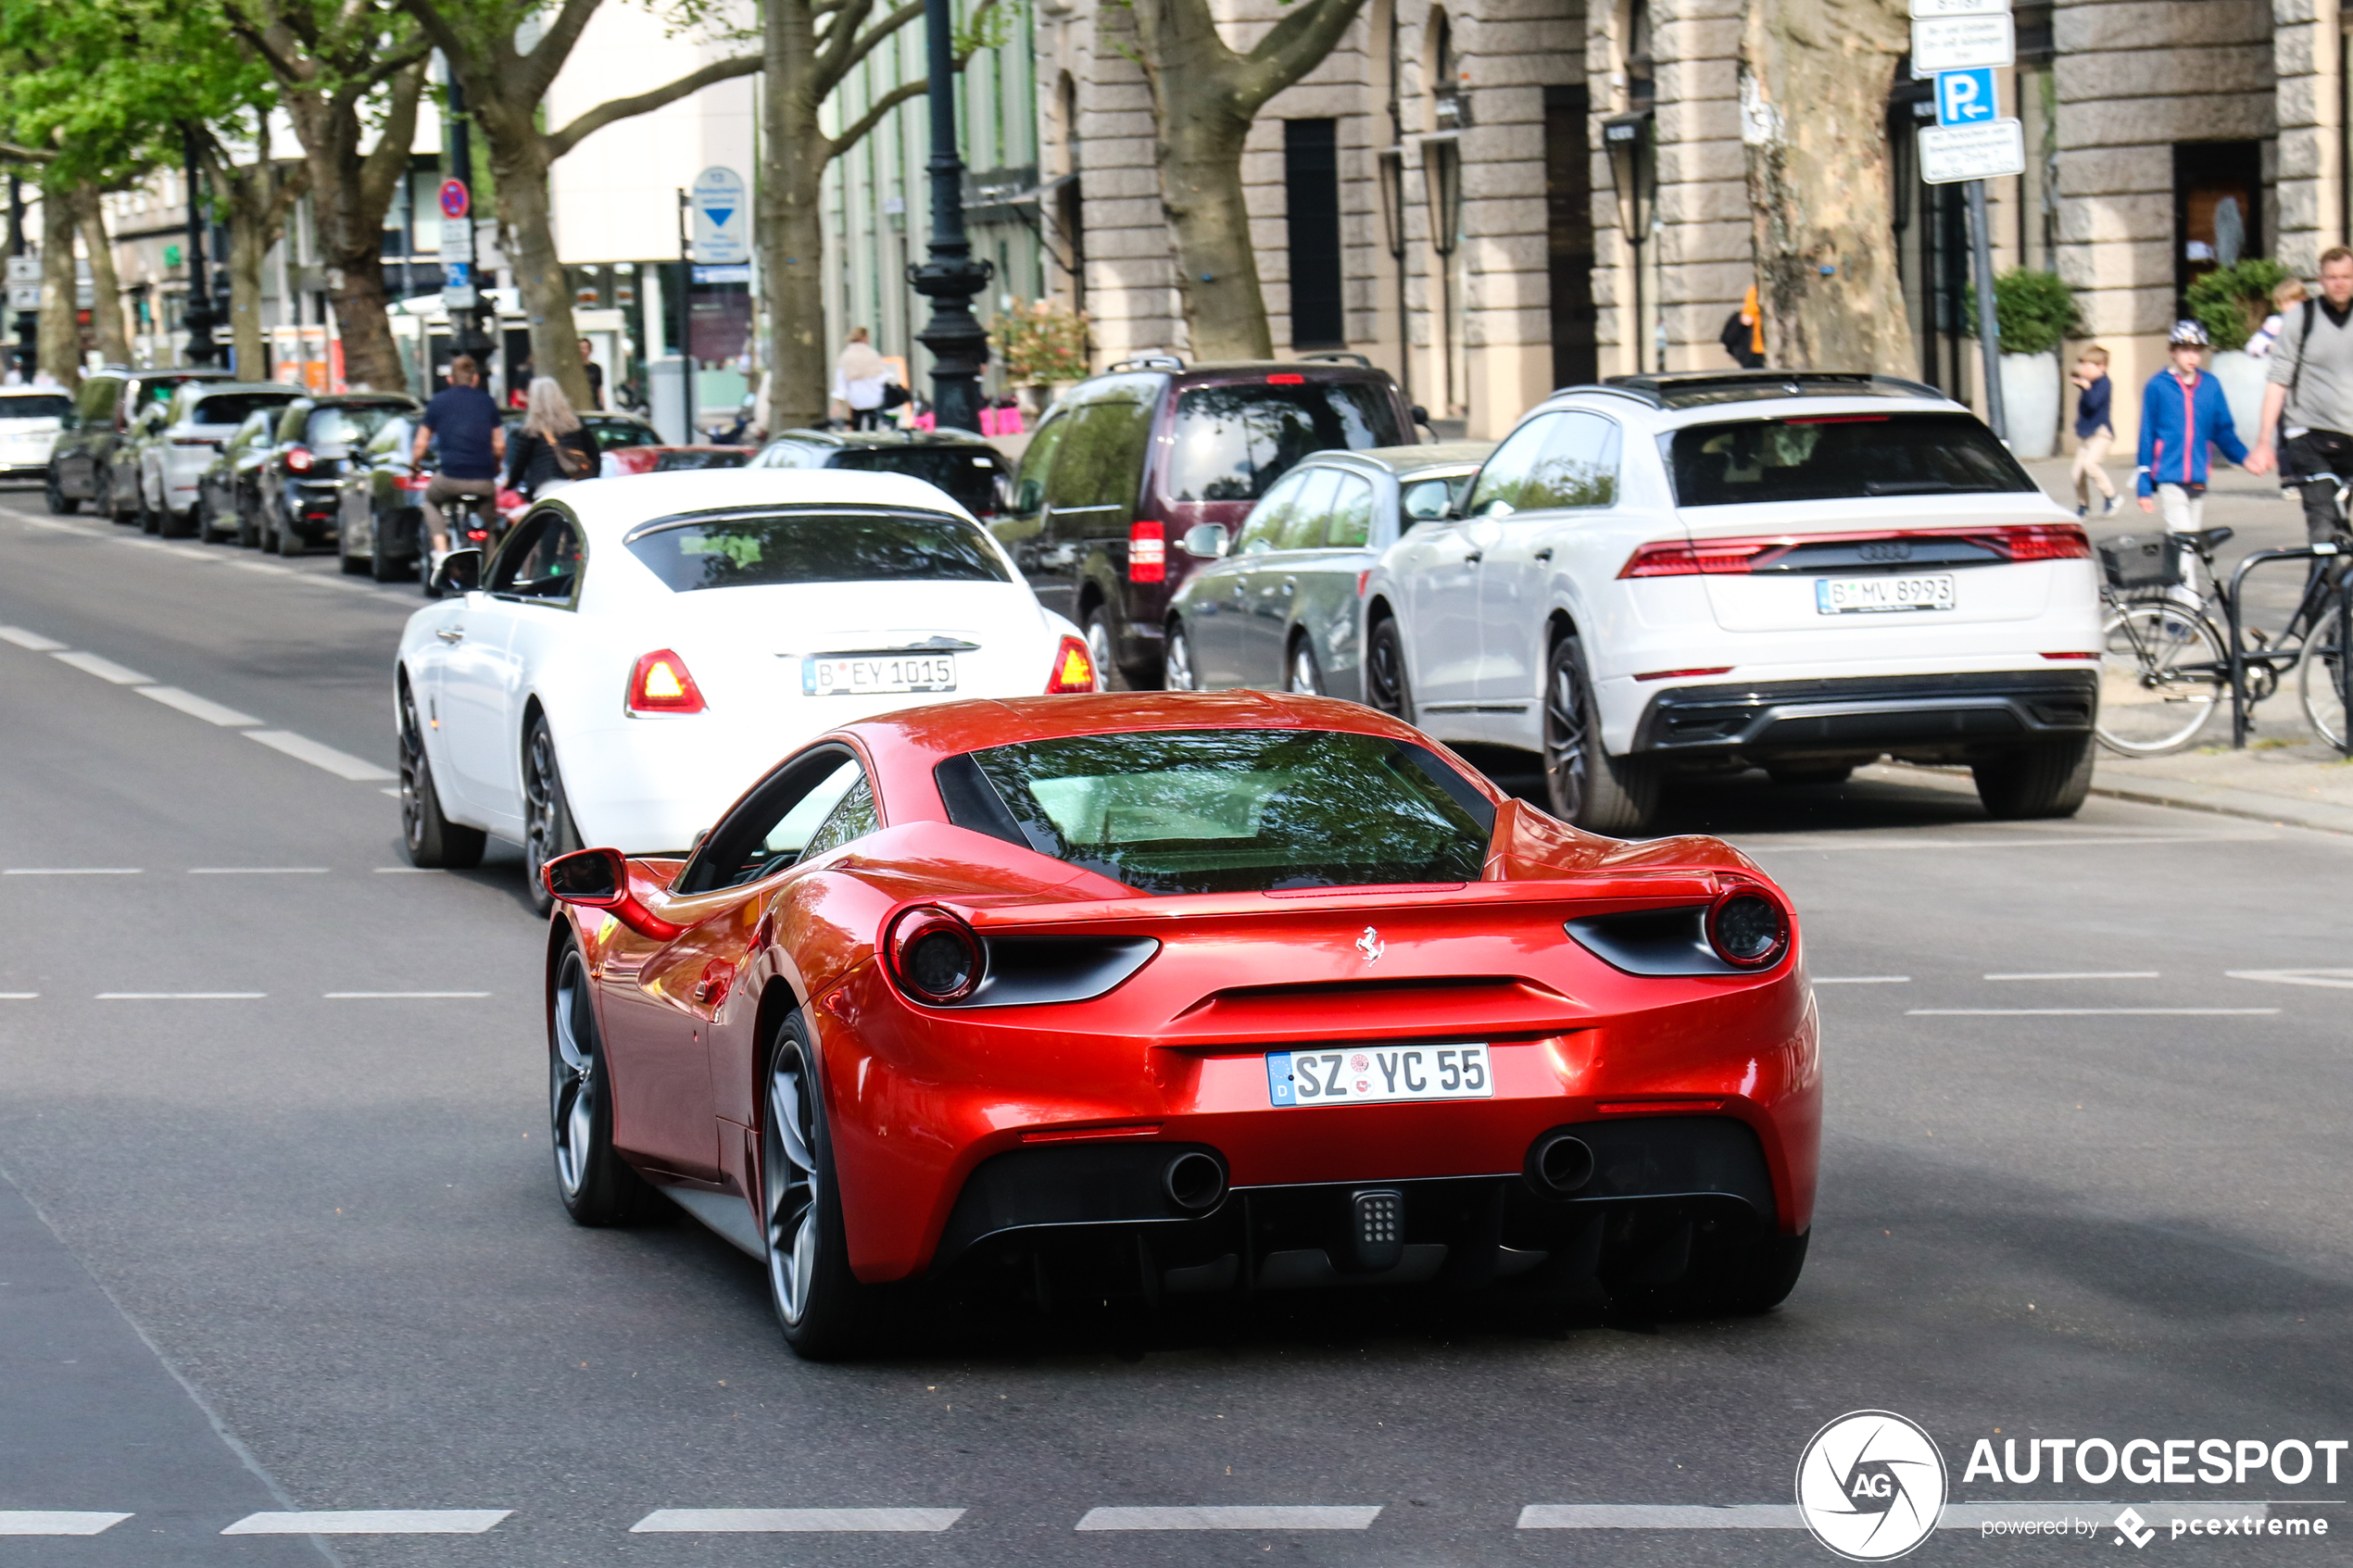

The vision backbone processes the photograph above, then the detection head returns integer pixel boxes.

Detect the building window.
[1285,119,1344,348]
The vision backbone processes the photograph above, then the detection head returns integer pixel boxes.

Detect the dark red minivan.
[1000,357,1418,688]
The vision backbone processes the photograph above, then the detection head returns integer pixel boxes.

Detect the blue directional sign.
[1935,67,1997,127]
[691,168,749,266]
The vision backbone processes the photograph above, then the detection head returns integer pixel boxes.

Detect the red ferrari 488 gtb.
[540,693,1818,1357]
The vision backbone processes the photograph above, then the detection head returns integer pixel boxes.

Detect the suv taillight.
[1128,521,1166,583]
[627,649,707,715]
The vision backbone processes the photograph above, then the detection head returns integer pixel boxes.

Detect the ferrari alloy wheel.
[1164,622,1201,691]
[1364,616,1412,721]
[549,941,649,1225]
[1287,637,1325,696]
[522,715,580,916]
[1542,635,1658,837]
[398,681,485,869]
[762,1013,875,1358]
[1083,606,1131,692]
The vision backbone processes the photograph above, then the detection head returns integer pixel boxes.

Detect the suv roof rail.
[1598,370,1949,409]
[1108,352,1187,372]
[1296,351,1375,369]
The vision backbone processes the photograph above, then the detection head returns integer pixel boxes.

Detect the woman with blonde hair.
[505,376,600,500]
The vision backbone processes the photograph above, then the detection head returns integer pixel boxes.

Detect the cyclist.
[411,354,506,579]
[2246,245,2353,545]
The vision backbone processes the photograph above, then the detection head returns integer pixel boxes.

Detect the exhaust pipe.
[1525,1130,1595,1198]
[1163,1150,1227,1213]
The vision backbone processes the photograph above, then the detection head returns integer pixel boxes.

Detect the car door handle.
[1463,550,1483,565]
[437,628,465,643]
[1533,547,1554,562]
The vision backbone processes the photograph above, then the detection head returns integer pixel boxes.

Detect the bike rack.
[2221,542,2351,752]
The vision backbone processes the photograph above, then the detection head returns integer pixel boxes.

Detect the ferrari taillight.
[1128,521,1166,583]
[1046,634,1097,694]
[1705,879,1790,969]
[284,446,314,473]
[627,649,707,715]
[884,905,983,1005]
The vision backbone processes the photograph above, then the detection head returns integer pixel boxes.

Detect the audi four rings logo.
[1858,541,1915,562]
[1356,926,1384,962]
[1796,1411,1949,1561]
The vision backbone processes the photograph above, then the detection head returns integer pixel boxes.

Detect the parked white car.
[395,469,1097,908]
[1360,371,2103,834]
[136,382,301,536]
[0,388,72,482]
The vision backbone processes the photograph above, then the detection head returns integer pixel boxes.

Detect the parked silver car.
[1163,443,1490,699]
[133,382,300,536]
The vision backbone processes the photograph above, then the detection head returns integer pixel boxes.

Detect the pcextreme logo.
[1796,1411,1948,1562]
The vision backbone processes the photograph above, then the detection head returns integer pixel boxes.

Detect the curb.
[1877,759,2353,837]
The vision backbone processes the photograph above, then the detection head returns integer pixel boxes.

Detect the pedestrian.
[2136,320,2246,596]
[2069,345,2119,518]
[410,353,507,573]
[832,328,892,431]
[506,376,599,502]
[2246,245,2353,546]
[2246,277,2309,359]
[577,337,605,408]
[1719,284,1765,370]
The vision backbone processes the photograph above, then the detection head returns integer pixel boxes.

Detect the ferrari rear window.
[941,729,1494,895]
[626,508,1012,591]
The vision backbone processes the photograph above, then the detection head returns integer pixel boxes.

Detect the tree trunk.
[1740,0,1912,372]
[74,191,131,368]
[1159,109,1268,360]
[221,159,303,381]
[38,187,81,390]
[286,65,422,395]
[762,0,831,432]
[327,248,399,391]
[488,136,595,413]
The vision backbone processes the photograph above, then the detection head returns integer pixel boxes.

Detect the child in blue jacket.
[2136,319,2247,536]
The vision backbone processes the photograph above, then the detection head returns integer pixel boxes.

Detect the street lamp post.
[181,124,220,367]
[907,0,992,434]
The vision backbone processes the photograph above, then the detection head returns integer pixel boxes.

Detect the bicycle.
[2095,494,2353,756]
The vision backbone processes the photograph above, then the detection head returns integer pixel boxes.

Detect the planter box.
[2000,350,2060,459]
[2208,350,2269,455]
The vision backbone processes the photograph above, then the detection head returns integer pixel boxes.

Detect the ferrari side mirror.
[542,847,685,940]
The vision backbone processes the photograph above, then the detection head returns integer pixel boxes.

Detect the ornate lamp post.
[908,0,992,434]
[181,125,221,367]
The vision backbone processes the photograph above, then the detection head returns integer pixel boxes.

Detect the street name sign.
[691,168,749,267]
[1912,12,2014,75]
[1919,118,2026,184]
[1935,67,1998,126]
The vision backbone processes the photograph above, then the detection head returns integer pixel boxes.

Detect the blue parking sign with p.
[1935,67,1997,127]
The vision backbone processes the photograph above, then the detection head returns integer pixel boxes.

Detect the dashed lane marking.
[3,867,142,874]
[322,992,491,999]
[1519,1505,1802,1529]
[2228,969,2353,989]
[51,649,154,684]
[231,560,297,577]
[0,1512,130,1536]
[0,624,67,650]
[1908,1008,2280,1017]
[188,867,330,874]
[0,994,36,999]
[1813,976,1910,985]
[221,1511,510,1535]
[1985,971,2160,981]
[1075,1507,1382,1531]
[138,685,261,727]
[245,730,396,783]
[631,1510,965,1533]
[94,993,267,1000]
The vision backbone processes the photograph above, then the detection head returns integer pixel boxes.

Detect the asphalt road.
[1,488,2347,1566]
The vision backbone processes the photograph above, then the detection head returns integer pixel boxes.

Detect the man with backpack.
[2245,245,2353,543]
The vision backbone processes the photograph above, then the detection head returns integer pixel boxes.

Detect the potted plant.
[1965,270,2079,458]
[2188,257,2292,448]
[988,299,1091,418]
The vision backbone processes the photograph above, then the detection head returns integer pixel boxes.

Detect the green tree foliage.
[1962,269,2081,358]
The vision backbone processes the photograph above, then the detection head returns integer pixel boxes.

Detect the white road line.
[189,867,330,874]
[0,1512,132,1536]
[1984,971,2159,981]
[631,1509,965,1533]
[3,867,142,875]
[51,649,155,684]
[0,624,67,650]
[1908,1008,2280,1017]
[232,560,297,576]
[18,517,88,534]
[1518,1505,1801,1529]
[138,685,261,727]
[1075,1507,1382,1531]
[1814,976,1911,985]
[95,992,267,1000]
[221,1511,510,1535]
[323,991,490,999]
[0,993,37,999]
[245,730,396,782]
[2227,968,2353,989]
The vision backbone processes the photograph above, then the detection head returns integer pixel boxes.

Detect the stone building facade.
[1026,0,2353,450]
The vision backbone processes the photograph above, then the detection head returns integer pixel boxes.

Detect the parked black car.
[254,394,419,557]
[46,368,235,520]
[1000,356,1420,687]
[197,407,285,546]
[747,427,1012,519]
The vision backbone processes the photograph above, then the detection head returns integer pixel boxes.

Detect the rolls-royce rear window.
[627,508,1011,591]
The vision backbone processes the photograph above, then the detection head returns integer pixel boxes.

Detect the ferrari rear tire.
[522,714,580,916]
[1542,635,1657,836]
[399,681,485,869]
[762,1011,878,1359]
[1365,615,1413,722]
[549,939,652,1225]
[1971,734,2095,820]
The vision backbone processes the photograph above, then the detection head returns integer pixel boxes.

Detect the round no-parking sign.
[438,179,471,220]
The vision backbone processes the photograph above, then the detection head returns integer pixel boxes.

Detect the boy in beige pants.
[2069,345,2118,517]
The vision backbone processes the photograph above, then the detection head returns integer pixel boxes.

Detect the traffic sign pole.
[1966,179,2006,442]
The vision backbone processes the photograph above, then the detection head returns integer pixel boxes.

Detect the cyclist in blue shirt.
[411,355,507,574]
